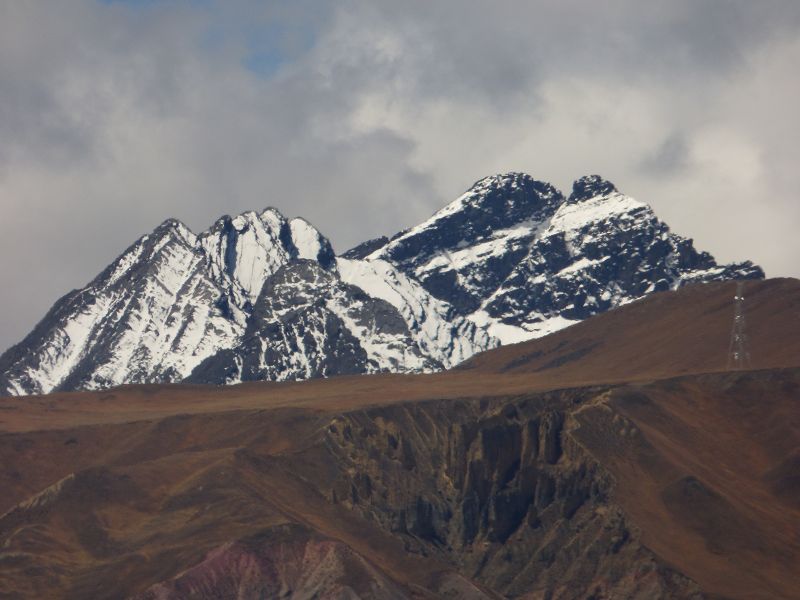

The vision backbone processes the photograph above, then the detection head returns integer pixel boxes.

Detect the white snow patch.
[467,311,577,345]
[106,241,146,285]
[201,210,294,304]
[559,256,604,275]
[22,293,114,394]
[547,192,647,234]
[414,219,541,277]
[290,218,323,261]
[679,266,726,285]
[337,257,496,367]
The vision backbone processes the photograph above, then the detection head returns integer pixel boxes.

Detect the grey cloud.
[638,133,692,177]
[341,0,800,98]
[1,0,799,353]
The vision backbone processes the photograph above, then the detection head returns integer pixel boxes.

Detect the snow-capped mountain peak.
[0,206,337,395]
[369,172,563,266]
[0,173,764,396]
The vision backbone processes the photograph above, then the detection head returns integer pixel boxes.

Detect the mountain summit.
[569,174,618,201]
[0,174,762,396]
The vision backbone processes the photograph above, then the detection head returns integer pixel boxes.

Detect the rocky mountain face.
[364,173,761,341]
[186,260,440,385]
[0,173,763,396]
[131,524,413,600]
[316,393,704,599]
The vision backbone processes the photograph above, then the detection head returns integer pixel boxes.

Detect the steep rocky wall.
[309,392,702,599]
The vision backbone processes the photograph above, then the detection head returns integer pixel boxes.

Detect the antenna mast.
[727,281,751,370]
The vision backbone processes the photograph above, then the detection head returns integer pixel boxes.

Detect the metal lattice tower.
[727,281,751,370]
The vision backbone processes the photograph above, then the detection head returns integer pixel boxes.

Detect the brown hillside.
[0,279,798,599]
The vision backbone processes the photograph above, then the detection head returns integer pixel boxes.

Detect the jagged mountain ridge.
[0,210,335,395]
[0,173,763,395]
[366,173,760,341]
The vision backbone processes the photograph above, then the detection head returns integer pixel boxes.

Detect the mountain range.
[0,173,763,396]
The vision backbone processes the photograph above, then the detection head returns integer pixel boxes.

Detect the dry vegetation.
[1,279,799,599]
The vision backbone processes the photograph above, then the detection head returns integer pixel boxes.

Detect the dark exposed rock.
[569,175,618,202]
[187,260,438,384]
[342,236,391,259]
[313,394,702,598]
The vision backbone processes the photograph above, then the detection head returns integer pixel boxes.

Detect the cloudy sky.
[1,0,799,352]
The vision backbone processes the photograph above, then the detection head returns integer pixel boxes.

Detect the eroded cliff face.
[310,393,702,599]
[132,524,410,600]
[4,369,797,599]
